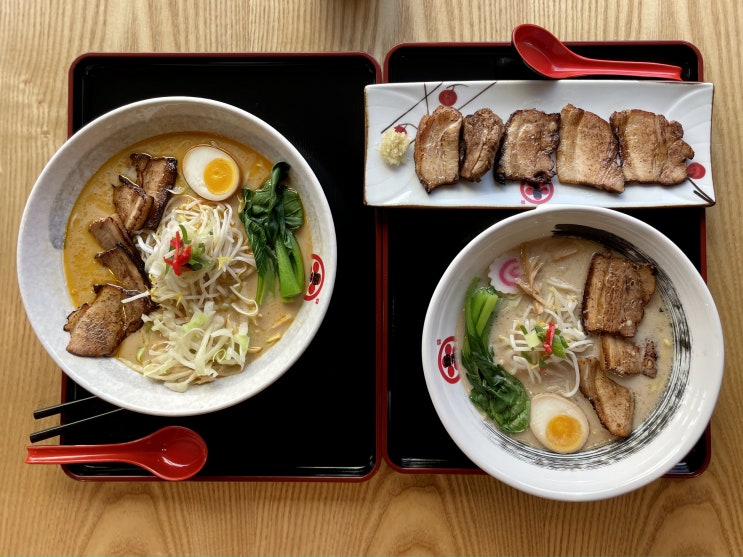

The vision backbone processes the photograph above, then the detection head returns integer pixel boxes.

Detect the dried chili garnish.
[163,229,192,276]
[542,321,556,355]
[163,226,211,276]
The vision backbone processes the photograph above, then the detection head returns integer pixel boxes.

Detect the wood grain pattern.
[3,0,743,554]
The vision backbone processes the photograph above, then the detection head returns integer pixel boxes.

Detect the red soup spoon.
[512,24,682,80]
[26,426,208,481]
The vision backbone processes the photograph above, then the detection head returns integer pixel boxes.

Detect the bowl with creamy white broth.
[422,204,722,501]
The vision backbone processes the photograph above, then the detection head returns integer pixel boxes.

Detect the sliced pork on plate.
[556,104,625,193]
[460,108,505,182]
[496,108,560,185]
[414,105,463,192]
[610,108,694,185]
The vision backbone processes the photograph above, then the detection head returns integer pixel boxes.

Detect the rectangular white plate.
[364,80,714,208]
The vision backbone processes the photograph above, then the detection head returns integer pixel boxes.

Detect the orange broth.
[63,131,310,371]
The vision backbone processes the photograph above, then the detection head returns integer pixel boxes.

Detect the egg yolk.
[545,414,585,453]
[203,157,238,195]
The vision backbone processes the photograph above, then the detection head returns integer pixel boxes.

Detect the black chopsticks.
[30,396,125,443]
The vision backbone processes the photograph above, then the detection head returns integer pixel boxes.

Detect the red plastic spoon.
[25,426,208,481]
[512,24,682,80]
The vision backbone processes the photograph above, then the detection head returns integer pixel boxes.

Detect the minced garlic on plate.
[378,127,411,166]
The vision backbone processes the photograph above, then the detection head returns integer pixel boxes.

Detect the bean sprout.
[127,196,258,391]
[505,277,593,397]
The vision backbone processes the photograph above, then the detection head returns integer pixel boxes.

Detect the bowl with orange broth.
[18,97,336,416]
[422,204,723,501]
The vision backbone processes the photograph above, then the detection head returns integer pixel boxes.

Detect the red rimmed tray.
[58,52,382,481]
[379,41,711,477]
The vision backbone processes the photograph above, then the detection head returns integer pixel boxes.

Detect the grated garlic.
[378,127,411,167]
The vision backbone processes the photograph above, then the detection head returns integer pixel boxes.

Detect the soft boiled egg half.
[182,145,240,201]
[530,393,590,454]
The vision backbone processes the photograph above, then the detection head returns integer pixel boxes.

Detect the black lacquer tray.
[54,44,711,481]
[380,42,711,477]
[59,53,382,480]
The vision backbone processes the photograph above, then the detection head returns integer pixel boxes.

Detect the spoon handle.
[25,444,141,466]
[576,57,682,80]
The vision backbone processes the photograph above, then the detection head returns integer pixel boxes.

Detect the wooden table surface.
[3,1,743,554]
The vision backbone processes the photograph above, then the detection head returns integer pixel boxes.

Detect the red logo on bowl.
[437,336,459,384]
[520,180,554,205]
[304,254,325,302]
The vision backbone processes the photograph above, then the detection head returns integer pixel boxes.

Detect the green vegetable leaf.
[461,278,530,433]
[282,188,304,231]
[239,161,306,304]
[551,333,568,358]
[288,231,305,291]
[275,234,302,299]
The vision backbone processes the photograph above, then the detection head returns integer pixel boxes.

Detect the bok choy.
[461,278,530,433]
[240,161,305,304]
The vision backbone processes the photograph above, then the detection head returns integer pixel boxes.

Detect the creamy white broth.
[459,235,673,451]
[63,132,311,383]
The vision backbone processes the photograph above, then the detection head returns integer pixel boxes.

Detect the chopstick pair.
[30,395,125,443]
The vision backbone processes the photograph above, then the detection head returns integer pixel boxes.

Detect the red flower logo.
[520,181,555,205]
[437,336,459,384]
[304,253,326,302]
[687,162,706,179]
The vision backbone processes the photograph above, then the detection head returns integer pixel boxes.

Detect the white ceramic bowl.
[422,205,723,501]
[17,97,336,416]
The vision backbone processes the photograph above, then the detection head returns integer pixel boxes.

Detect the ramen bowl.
[422,204,723,501]
[17,97,336,416]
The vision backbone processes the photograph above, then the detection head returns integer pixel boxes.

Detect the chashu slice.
[64,284,152,357]
[578,356,634,438]
[497,109,560,184]
[582,253,656,338]
[556,104,625,193]
[599,335,658,378]
[460,108,505,182]
[113,175,155,234]
[414,105,463,192]
[130,153,178,229]
[610,108,694,185]
[88,213,136,254]
[95,243,151,294]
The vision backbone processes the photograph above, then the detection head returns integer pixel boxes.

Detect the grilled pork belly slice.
[131,153,177,229]
[64,285,126,357]
[578,356,634,438]
[122,295,157,334]
[497,109,560,184]
[95,243,151,294]
[582,253,656,338]
[556,104,625,193]
[88,213,135,254]
[414,105,463,192]
[460,108,505,182]
[610,109,694,185]
[600,335,658,378]
[114,175,155,234]
[65,283,156,357]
